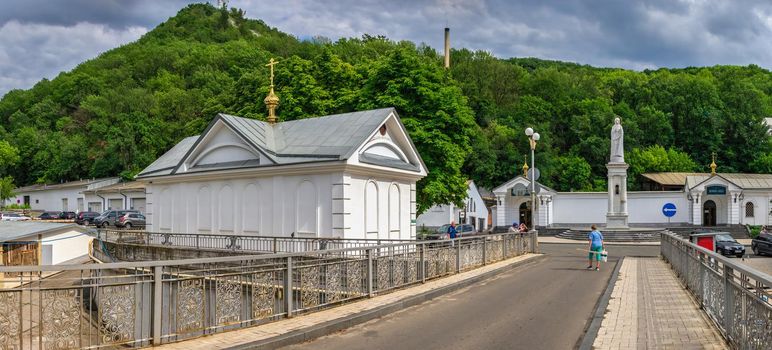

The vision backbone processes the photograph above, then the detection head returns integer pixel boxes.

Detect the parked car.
[37,212,61,220]
[114,212,146,229]
[751,232,772,256]
[59,211,77,220]
[715,234,745,258]
[75,211,100,225]
[455,224,476,237]
[0,212,31,221]
[93,210,139,228]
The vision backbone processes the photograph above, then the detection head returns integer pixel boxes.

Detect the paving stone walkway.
[151,254,540,350]
[593,257,728,349]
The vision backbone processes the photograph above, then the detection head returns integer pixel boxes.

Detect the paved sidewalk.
[151,254,542,350]
[593,257,727,349]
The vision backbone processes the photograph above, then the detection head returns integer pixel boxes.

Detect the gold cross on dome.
[265,58,279,88]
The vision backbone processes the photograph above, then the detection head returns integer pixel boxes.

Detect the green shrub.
[747,225,761,238]
[2,203,31,210]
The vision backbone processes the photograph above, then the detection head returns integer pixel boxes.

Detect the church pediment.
[352,112,426,174]
[688,175,743,193]
[174,118,273,173]
[492,176,555,195]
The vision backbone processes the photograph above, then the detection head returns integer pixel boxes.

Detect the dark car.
[715,234,745,258]
[75,211,100,225]
[59,211,76,220]
[751,232,772,256]
[93,210,139,228]
[114,212,146,229]
[37,211,61,220]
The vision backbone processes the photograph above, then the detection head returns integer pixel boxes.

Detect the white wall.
[741,193,771,226]
[417,204,456,228]
[148,173,333,237]
[147,171,415,240]
[348,175,413,240]
[31,229,91,265]
[83,193,146,213]
[627,192,690,224]
[13,188,84,212]
[552,193,607,225]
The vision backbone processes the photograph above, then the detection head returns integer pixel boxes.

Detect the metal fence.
[0,231,537,349]
[661,232,772,350]
[95,229,414,254]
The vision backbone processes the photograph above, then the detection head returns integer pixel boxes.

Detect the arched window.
[745,202,754,218]
[297,181,317,235]
[365,181,379,236]
[389,184,400,238]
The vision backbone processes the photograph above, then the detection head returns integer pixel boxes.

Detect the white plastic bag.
[600,250,608,262]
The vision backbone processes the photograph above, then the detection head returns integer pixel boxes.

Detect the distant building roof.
[686,173,772,190]
[643,172,772,190]
[0,222,87,242]
[137,108,423,178]
[14,177,120,193]
[81,181,145,194]
[641,173,706,186]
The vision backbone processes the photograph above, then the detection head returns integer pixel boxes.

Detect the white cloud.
[0,21,147,96]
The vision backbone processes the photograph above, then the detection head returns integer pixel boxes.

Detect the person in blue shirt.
[587,224,604,271]
[448,221,458,239]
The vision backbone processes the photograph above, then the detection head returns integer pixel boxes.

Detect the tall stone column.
[606,117,629,229]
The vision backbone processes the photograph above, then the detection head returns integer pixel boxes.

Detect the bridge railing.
[0,231,538,349]
[95,229,415,253]
[661,232,772,349]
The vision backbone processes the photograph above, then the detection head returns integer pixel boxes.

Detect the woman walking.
[587,225,604,271]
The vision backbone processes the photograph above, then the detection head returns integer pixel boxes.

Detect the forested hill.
[0,3,770,212]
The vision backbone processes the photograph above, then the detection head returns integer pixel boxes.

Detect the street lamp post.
[525,127,540,229]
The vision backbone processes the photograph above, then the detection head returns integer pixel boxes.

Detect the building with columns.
[490,172,772,229]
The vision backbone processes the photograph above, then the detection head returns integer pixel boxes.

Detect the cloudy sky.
[2,0,772,97]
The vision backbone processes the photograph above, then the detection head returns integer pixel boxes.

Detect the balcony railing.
[95,229,415,254]
[0,231,538,349]
[661,232,772,349]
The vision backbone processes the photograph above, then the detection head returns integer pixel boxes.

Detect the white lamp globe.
[533,132,540,141]
[525,127,534,136]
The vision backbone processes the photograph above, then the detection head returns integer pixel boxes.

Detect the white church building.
[136,108,427,240]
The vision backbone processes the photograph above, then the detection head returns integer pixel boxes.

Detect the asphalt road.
[282,244,659,350]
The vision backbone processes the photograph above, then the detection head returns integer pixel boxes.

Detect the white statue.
[610,117,624,163]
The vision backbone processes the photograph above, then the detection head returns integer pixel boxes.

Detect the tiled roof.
[641,173,706,186]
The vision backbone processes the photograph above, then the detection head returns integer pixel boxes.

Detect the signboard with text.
[706,185,726,195]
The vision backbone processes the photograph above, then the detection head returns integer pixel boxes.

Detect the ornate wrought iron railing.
[95,229,415,254]
[661,232,772,349]
[0,231,538,349]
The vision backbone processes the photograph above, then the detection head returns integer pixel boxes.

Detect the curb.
[228,254,547,350]
[578,256,625,350]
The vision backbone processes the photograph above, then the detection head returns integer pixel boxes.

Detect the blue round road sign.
[662,203,677,217]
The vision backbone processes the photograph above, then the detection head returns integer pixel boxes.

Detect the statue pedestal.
[606,162,629,229]
[606,213,629,229]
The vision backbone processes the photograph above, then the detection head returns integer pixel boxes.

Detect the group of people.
[508,222,529,234]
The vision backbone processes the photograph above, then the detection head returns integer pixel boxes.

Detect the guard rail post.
[285,256,293,318]
[152,265,163,345]
[367,248,374,297]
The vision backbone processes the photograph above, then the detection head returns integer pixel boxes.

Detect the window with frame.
[745,202,754,217]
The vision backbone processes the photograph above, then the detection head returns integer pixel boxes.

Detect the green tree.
[548,156,592,192]
[357,49,478,213]
[0,176,14,203]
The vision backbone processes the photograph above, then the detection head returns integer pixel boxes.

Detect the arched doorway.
[519,202,532,228]
[703,200,717,226]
